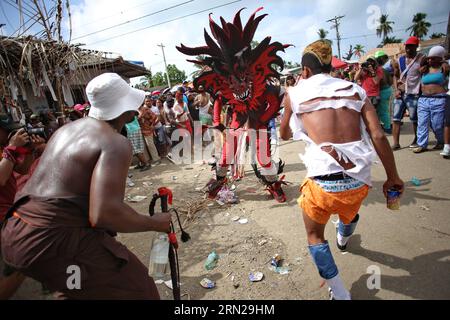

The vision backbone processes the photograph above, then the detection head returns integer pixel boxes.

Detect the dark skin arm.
[354,68,364,81]
[361,99,404,197]
[89,136,171,233]
[0,129,37,185]
[392,60,402,98]
[280,92,293,140]
[14,135,45,175]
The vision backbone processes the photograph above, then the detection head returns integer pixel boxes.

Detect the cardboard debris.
[249,272,264,282]
[238,218,248,224]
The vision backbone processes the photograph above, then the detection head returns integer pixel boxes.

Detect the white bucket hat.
[87,73,145,121]
[428,46,446,59]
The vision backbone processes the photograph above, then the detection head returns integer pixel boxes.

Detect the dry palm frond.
[0,1,124,113]
[176,198,211,227]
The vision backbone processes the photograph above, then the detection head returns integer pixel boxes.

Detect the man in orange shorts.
[280,40,404,300]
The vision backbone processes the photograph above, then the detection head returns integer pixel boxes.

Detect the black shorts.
[446,95,450,126]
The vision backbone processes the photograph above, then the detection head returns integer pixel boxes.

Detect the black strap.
[315,172,348,181]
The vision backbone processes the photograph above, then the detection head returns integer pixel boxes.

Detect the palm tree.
[407,13,431,40]
[343,45,354,60]
[376,14,395,42]
[190,55,207,78]
[353,44,365,58]
[317,28,333,45]
[383,36,403,45]
[317,28,328,39]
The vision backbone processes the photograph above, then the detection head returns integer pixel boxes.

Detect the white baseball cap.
[87,73,145,121]
[428,46,446,59]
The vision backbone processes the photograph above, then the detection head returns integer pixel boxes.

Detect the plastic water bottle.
[204,251,219,270]
[411,177,421,186]
[149,233,169,279]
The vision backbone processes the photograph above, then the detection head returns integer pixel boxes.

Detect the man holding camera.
[355,57,383,111]
[1,73,171,299]
[1,119,44,299]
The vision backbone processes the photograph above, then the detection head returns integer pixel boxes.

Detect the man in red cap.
[391,36,424,150]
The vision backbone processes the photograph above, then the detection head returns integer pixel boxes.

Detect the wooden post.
[445,12,450,54]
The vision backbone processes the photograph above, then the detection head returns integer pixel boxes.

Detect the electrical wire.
[85,0,242,46]
[72,0,194,41]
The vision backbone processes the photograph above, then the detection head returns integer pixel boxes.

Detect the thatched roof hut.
[0,36,149,114]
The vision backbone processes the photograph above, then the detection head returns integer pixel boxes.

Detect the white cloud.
[66,0,449,81]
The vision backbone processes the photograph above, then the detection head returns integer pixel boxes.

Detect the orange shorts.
[298,178,369,225]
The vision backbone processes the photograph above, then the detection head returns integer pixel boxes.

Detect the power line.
[72,0,194,41]
[86,0,242,46]
[82,0,161,28]
[4,0,36,20]
[340,21,447,41]
[0,1,13,28]
[271,20,447,43]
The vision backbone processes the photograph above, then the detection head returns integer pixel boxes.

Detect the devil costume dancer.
[177,7,289,203]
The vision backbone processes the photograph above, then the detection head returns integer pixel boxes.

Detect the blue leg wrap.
[338,214,360,237]
[308,241,338,280]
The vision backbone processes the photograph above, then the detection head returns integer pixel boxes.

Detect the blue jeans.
[417,95,446,148]
[393,94,419,123]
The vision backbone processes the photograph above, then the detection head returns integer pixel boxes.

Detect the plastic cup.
[387,189,401,210]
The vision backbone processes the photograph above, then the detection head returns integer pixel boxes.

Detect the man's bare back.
[300,107,362,145]
[22,117,130,199]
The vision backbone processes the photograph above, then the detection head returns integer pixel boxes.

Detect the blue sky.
[1,0,449,78]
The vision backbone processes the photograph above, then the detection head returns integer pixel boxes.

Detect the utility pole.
[157,43,171,88]
[445,12,450,54]
[327,15,345,59]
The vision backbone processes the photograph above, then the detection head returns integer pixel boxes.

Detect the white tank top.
[288,74,377,186]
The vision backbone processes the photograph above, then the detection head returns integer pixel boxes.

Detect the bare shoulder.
[101,132,132,155]
[73,118,132,155]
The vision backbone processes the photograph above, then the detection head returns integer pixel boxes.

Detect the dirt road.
[12,121,450,300]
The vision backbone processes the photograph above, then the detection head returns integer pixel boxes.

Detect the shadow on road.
[349,234,450,299]
[363,178,450,207]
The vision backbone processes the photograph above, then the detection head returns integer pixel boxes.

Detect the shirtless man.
[280,40,404,300]
[1,73,171,299]
[193,85,213,126]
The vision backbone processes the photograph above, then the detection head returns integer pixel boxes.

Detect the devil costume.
[176,7,289,202]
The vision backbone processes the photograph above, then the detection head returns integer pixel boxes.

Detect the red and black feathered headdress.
[177,7,290,116]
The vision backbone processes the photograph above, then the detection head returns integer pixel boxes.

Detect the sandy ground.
[11,121,450,300]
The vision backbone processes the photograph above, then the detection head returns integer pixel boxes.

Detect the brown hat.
[303,40,333,67]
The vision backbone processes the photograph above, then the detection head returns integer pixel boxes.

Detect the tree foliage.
[376,14,395,41]
[407,13,431,40]
[152,64,187,86]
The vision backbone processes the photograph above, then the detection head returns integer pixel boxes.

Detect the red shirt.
[14,157,40,193]
[361,67,384,97]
